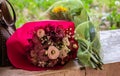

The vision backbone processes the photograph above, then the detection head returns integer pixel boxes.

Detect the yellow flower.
[52,6,68,13]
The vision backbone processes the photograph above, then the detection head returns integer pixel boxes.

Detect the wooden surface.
[100,29,120,64]
[86,62,120,76]
[0,61,120,76]
[0,60,85,76]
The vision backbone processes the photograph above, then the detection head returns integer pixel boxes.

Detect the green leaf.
[77,47,91,67]
[77,39,91,67]
[75,21,90,39]
[89,22,96,42]
[89,22,101,53]
[76,22,102,69]
[73,9,89,26]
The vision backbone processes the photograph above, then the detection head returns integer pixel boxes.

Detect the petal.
[47,46,60,59]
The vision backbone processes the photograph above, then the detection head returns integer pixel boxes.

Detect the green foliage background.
[9,0,120,29]
[9,0,59,27]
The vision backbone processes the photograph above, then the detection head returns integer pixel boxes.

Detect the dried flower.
[63,37,70,46]
[47,46,60,59]
[38,61,46,67]
[30,58,37,65]
[47,59,58,67]
[34,43,43,51]
[32,35,41,44]
[37,29,45,38]
[30,50,37,58]
[55,26,65,39]
[37,49,49,61]
[59,50,67,59]
[73,44,78,49]
[45,25,55,34]
[62,46,70,53]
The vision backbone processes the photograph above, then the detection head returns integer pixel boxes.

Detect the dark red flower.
[37,49,49,62]
[68,39,79,59]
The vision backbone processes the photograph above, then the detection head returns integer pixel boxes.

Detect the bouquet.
[6,20,78,71]
[47,0,103,69]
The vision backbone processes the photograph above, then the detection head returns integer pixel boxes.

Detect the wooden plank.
[100,29,120,64]
[0,61,120,76]
[86,62,120,76]
[0,61,85,76]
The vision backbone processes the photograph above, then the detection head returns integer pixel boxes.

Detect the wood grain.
[0,60,85,76]
[0,61,120,76]
[86,62,120,76]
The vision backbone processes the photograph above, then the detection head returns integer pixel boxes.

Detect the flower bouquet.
[7,20,78,71]
[47,0,103,69]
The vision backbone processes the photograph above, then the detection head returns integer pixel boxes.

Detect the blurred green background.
[9,0,120,30]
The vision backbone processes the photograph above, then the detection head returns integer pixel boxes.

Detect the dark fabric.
[0,30,11,66]
[0,0,16,66]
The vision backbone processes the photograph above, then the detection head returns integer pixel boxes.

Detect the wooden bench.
[0,29,120,76]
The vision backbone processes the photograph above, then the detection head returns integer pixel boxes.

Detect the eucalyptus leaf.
[76,21,102,69]
[77,47,91,67]
[89,22,96,42]
[91,36,101,54]
[74,9,89,26]
[75,21,90,39]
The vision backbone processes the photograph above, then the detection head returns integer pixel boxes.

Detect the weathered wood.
[0,61,85,76]
[86,62,120,76]
[100,29,120,64]
[0,62,120,76]
[1,29,120,76]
